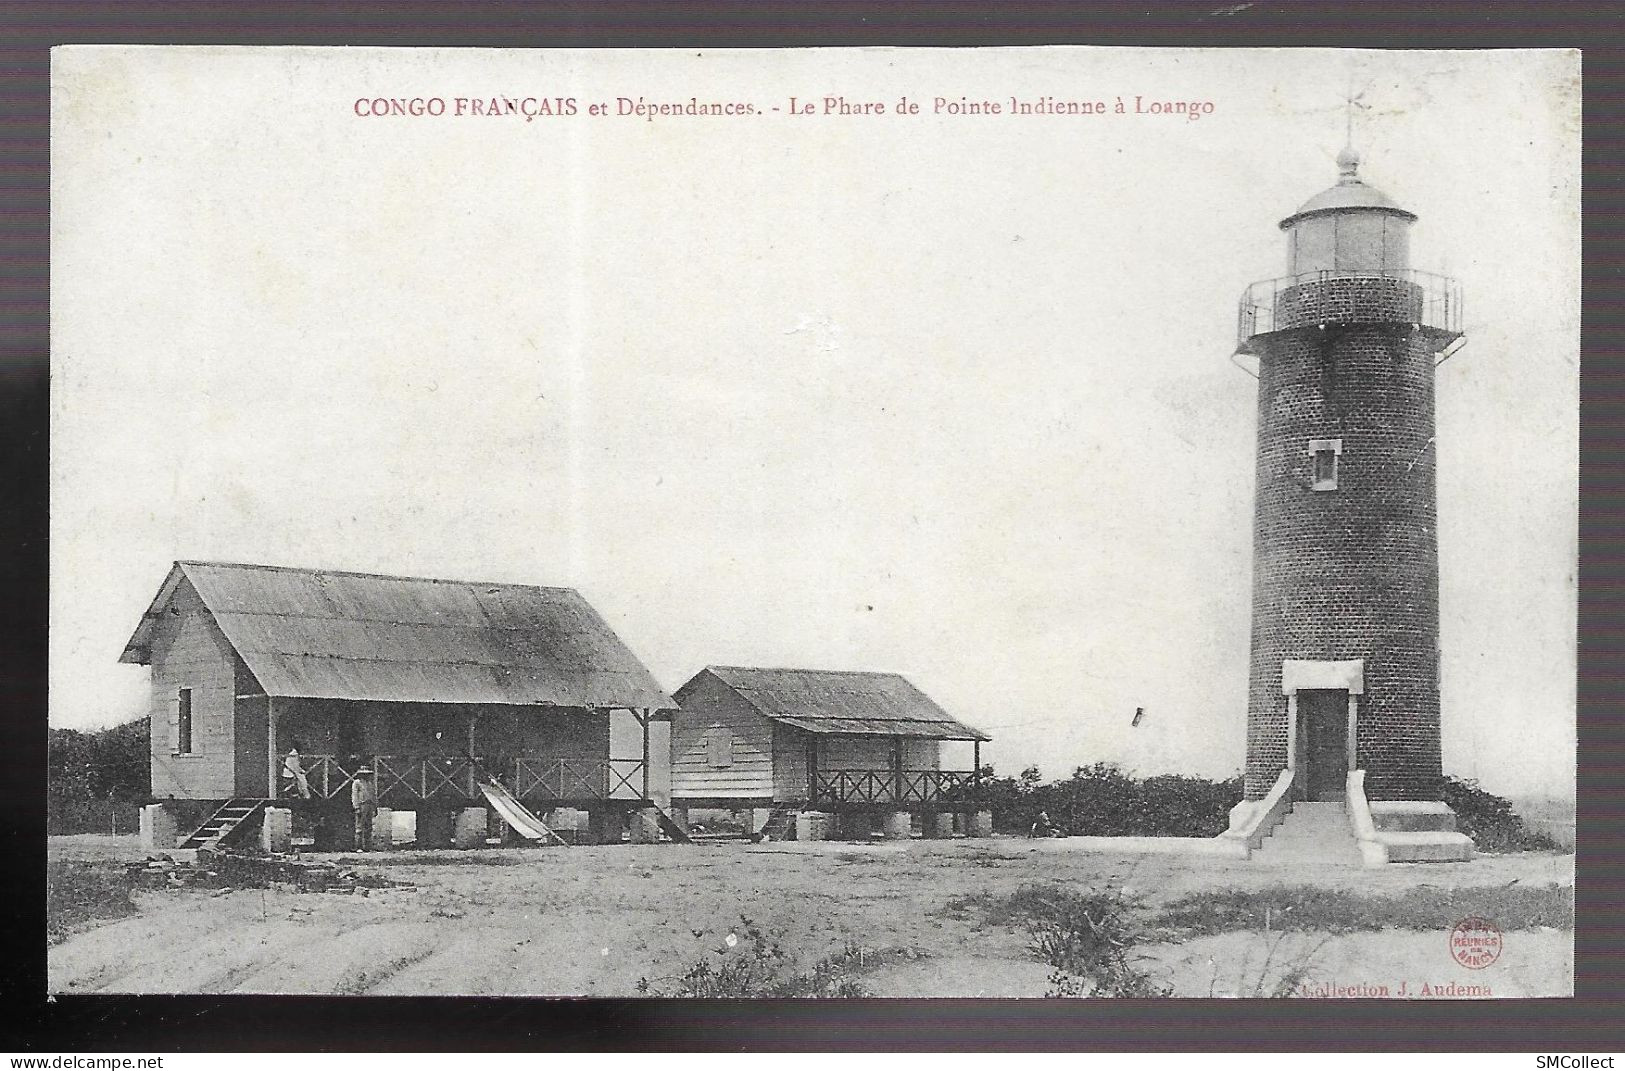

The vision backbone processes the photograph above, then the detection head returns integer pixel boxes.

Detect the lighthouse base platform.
[1346,771,1474,865]
[1359,800,1475,864]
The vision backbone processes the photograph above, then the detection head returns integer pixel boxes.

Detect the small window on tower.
[1313,449,1336,484]
[1308,438,1342,492]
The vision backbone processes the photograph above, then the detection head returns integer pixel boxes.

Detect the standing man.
[351,765,377,851]
[281,742,311,799]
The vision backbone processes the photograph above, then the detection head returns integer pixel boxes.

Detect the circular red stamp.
[1450,916,1503,969]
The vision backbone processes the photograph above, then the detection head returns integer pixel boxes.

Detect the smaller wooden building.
[121,561,675,847]
[669,666,990,838]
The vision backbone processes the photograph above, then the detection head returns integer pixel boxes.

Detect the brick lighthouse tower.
[1231,143,1473,863]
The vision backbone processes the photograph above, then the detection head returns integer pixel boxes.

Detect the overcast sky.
[50,46,1578,801]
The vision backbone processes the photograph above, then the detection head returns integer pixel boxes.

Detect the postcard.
[48,45,1577,998]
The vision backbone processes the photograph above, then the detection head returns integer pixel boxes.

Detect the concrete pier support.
[795,811,831,841]
[882,810,913,839]
[454,807,488,849]
[928,812,955,839]
[259,807,293,853]
[139,804,176,850]
[370,808,394,851]
[545,808,583,841]
[416,808,453,849]
[970,811,994,837]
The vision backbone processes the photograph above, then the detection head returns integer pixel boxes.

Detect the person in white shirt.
[350,766,377,851]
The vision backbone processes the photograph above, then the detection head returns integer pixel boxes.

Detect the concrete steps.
[1248,795,1475,865]
[1252,801,1363,865]
[1363,799,1474,862]
[1377,831,1474,862]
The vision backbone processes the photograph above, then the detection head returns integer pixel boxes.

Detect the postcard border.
[7,0,1621,1052]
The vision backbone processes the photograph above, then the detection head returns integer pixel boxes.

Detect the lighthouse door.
[1300,689,1349,802]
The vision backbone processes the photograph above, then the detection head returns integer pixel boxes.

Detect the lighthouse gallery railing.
[1237,268,1462,346]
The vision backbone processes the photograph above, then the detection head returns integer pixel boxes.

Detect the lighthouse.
[1231,143,1474,863]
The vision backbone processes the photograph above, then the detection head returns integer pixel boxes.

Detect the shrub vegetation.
[636,916,884,997]
[977,762,1241,837]
[1005,883,1171,997]
[46,861,137,944]
[1442,776,1564,853]
[49,719,151,835]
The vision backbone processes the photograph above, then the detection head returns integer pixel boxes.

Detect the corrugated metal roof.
[120,561,674,709]
[702,666,989,741]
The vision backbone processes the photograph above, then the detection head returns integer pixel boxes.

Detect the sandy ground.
[47,834,1573,998]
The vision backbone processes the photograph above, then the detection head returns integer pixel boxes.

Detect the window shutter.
[707,727,733,768]
[167,696,180,755]
[176,687,193,754]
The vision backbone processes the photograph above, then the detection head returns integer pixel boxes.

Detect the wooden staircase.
[180,798,268,850]
[752,807,793,843]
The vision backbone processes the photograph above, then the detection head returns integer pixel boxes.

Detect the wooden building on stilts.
[121,561,676,849]
[668,667,992,840]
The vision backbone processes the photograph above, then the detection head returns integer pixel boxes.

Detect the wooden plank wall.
[774,731,942,801]
[669,671,775,800]
[267,696,354,758]
[472,707,612,762]
[817,735,941,770]
[904,738,942,771]
[772,723,809,802]
[234,694,270,797]
[269,699,612,764]
[148,578,238,799]
[233,657,269,796]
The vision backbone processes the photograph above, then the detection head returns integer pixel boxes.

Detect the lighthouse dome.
[1280,146,1417,229]
[1281,175,1415,227]
[1279,145,1416,275]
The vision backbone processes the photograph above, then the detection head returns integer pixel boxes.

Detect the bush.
[1018,884,1171,998]
[50,719,149,800]
[955,882,1170,997]
[636,916,874,997]
[47,861,137,944]
[50,719,152,834]
[1442,777,1564,853]
[983,762,1242,837]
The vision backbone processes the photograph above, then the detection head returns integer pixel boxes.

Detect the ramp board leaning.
[478,780,568,846]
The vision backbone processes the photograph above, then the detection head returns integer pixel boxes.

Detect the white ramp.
[479,780,568,846]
